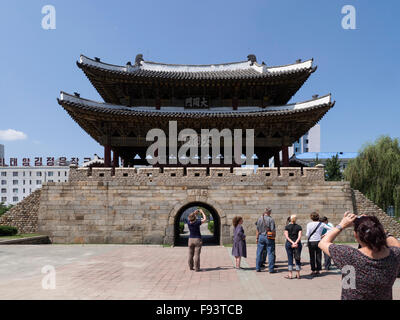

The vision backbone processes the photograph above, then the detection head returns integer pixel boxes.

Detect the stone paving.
[0,244,399,300]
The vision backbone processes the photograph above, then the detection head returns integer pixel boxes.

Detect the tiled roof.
[293,152,358,160]
[58,92,334,118]
[77,55,316,80]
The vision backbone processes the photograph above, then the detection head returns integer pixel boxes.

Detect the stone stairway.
[0,189,41,234]
[352,189,400,237]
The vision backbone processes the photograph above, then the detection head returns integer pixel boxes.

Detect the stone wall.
[352,189,400,238]
[0,189,41,234]
[3,167,398,244]
[38,166,356,244]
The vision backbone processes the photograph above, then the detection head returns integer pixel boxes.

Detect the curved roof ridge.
[79,55,314,74]
[143,59,249,67]
[59,92,332,115]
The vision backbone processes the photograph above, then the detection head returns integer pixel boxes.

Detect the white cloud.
[0,129,28,141]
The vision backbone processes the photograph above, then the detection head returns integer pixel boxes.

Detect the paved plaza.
[0,244,399,300]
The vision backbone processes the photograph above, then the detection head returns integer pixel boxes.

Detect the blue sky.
[0,0,399,163]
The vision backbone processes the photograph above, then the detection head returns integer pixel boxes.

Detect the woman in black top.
[284,215,303,279]
[186,209,207,271]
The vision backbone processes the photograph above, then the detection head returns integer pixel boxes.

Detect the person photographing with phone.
[186,208,207,272]
[319,212,400,300]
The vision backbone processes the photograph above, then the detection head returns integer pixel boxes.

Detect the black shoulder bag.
[307,222,322,247]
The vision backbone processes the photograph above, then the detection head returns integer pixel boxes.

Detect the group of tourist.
[185,207,400,300]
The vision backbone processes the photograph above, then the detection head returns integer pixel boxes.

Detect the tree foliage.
[344,136,400,217]
[325,154,343,181]
[0,203,13,216]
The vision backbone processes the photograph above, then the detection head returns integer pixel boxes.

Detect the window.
[13,180,18,185]
[29,171,32,177]
[13,197,18,202]
[1,180,6,185]
[29,180,32,185]
[36,172,42,177]
[13,188,18,193]
[58,172,60,177]
[1,197,6,202]
[23,172,25,177]
[23,188,26,193]
[48,180,53,183]
[305,148,309,152]
[305,139,309,144]
[65,172,67,176]
[36,180,42,185]
[13,172,18,177]
[23,180,25,185]
[1,188,6,193]
[1,172,6,177]
[48,172,54,177]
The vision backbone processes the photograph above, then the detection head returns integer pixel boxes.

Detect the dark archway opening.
[174,202,221,246]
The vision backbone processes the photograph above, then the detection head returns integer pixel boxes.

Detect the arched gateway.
[173,202,221,246]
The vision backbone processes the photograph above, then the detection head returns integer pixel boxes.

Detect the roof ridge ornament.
[247,54,257,65]
[135,54,144,66]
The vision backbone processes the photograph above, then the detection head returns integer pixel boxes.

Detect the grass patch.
[223,243,233,247]
[0,233,42,240]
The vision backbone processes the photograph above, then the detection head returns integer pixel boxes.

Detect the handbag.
[307,222,322,246]
[262,216,276,240]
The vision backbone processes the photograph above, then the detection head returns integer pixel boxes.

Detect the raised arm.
[199,209,207,224]
[387,235,400,248]
[319,212,357,256]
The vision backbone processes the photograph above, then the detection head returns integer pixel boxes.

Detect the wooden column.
[155,86,161,110]
[113,150,119,168]
[104,145,112,167]
[282,146,289,167]
[274,151,280,168]
[232,85,239,110]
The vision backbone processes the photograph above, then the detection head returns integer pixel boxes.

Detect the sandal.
[284,275,293,279]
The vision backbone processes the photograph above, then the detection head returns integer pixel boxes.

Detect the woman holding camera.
[319,212,400,300]
[187,208,207,272]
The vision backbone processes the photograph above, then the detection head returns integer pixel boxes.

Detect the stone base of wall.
[3,166,398,245]
[38,175,357,244]
[0,189,40,234]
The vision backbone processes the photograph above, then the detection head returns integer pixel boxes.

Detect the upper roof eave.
[58,92,334,118]
[77,54,315,79]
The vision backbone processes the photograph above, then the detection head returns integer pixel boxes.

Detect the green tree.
[314,155,321,166]
[325,154,343,181]
[344,136,400,216]
[0,202,13,216]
